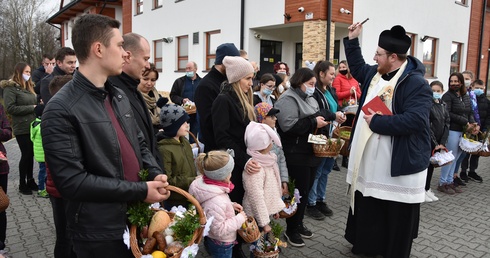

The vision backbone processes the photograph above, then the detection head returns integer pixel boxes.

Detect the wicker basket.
[278,198,297,219]
[312,125,345,158]
[130,185,206,258]
[237,216,261,243]
[252,232,281,258]
[183,105,196,115]
[0,186,9,213]
[333,126,352,157]
[430,148,453,168]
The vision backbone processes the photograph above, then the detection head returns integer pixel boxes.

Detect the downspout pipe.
[326,0,332,61]
[477,0,487,79]
[240,0,245,50]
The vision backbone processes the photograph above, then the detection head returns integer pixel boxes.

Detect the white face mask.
[304,84,315,96]
[22,74,30,82]
[464,80,471,87]
[278,85,285,93]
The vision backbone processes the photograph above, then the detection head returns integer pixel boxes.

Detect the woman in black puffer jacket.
[438,72,476,194]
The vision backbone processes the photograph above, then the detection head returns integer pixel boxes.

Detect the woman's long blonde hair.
[196,151,231,175]
[230,81,256,122]
[11,62,35,94]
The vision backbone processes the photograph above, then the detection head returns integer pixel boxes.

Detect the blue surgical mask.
[186,71,195,78]
[304,84,315,96]
[433,92,442,99]
[473,89,484,96]
[263,88,273,96]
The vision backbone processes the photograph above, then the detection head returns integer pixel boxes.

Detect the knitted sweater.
[242,166,285,227]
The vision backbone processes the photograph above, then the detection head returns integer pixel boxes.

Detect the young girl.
[189,151,246,258]
[426,81,450,201]
[242,122,285,233]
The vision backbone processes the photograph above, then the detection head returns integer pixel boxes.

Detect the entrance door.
[260,40,282,74]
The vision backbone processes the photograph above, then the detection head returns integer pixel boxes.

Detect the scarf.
[348,60,408,214]
[140,88,161,125]
[203,175,235,192]
[468,90,480,126]
[246,149,281,186]
[324,88,338,113]
[275,87,319,132]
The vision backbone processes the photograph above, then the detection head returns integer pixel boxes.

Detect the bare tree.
[0,0,59,79]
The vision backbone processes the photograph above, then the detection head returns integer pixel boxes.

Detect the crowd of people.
[0,13,487,258]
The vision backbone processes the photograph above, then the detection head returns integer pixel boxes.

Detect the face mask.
[464,80,471,87]
[339,70,348,75]
[433,92,442,99]
[473,89,484,96]
[278,85,285,93]
[285,81,291,88]
[22,74,30,82]
[263,88,273,96]
[304,84,315,96]
[186,71,194,78]
[450,85,461,92]
[277,71,286,75]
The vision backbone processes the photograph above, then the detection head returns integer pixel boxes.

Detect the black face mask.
[450,85,461,92]
[339,70,348,75]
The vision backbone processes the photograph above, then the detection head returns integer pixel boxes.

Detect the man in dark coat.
[194,43,240,152]
[39,47,77,104]
[108,33,163,169]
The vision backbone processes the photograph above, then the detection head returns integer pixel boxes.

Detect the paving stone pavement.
[2,138,490,257]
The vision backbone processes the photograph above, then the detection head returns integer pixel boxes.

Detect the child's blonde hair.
[196,150,233,180]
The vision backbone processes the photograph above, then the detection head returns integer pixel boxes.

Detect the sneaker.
[0,152,7,162]
[454,177,466,187]
[449,183,464,193]
[306,205,325,220]
[284,231,305,247]
[27,179,38,191]
[460,171,469,182]
[468,172,483,183]
[37,189,49,198]
[424,192,433,202]
[316,201,333,216]
[437,184,455,195]
[332,160,340,171]
[298,224,314,239]
[426,189,439,201]
[18,185,32,195]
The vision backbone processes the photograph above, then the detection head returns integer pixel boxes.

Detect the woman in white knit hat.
[210,55,261,257]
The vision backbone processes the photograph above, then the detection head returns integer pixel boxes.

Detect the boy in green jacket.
[30,104,47,197]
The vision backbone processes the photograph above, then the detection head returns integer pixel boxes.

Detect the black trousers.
[50,196,77,258]
[425,164,434,191]
[15,134,34,186]
[461,153,480,173]
[72,239,132,258]
[285,163,317,232]
[0,174,7,247]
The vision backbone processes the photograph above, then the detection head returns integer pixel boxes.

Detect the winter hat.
[244,121,282,151]
[223,56,254,84]
[159,103,190,137]
[272,74,283,88]
[378,25,411,54]
[202,150,235,181]
[254,102,280,123]
[215,43,240,65]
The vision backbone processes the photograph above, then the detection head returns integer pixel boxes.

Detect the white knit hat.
[223,56,254,84]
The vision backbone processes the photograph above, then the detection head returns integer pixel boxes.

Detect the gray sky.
[44,1,60,16]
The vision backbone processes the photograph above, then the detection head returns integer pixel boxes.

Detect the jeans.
[452,152,467,176]
[204,237,234,258]
[440,130,463,185]
[15,134,34,187]
[308,157,335,206]
[38,162,46,190]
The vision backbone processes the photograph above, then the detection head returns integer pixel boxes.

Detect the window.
[136,0,143,15]
[205,30,221,70]
[406,33,416,56]
[423,37,437,78]
[154,39,163,72]
[450,42,462,74]
[154,0,162,9]
[177,36,189,71]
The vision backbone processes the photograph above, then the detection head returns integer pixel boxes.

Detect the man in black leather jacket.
[109,32,163,169]
[41,14,170,258]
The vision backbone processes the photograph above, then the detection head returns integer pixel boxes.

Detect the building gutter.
[240,0,245,50]
[477,0,487,79]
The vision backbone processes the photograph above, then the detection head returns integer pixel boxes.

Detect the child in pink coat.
[242,122,285,233]
[189,150,247,258]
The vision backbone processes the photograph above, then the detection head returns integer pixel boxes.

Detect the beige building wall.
[303,20,336,65]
